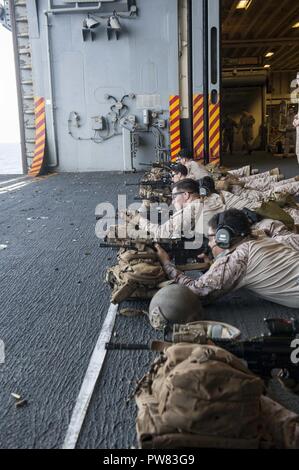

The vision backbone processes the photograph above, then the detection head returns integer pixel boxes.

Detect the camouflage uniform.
[239,170,272,181]
[226,165,251,178]
[239,113,255,154]
[253,219,299,249]
[241,175,279,190]
[242,176,299,193]
[231,180,299,202]
[229,186,268,203]
[271,232,299,252]
[138,194,224,238]
[284,110,296,157]
[186,160,209,180]
[220,190,260,211]
[222,116,238,155]
[162,238,299,308]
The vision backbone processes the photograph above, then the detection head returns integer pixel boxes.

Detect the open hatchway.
[221,0,299,165]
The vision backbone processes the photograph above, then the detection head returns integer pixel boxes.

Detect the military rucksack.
[135,343,265,449]
[135,342,299,449]
[106,248,168,304]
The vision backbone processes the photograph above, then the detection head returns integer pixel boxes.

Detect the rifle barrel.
[99,243,119,248]
[106,342,150,350]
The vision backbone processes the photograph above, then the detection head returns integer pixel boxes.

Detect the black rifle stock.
[106,319,299,383]
[125,179,171,188]
[139,162,176,170]
[134,196,171,203]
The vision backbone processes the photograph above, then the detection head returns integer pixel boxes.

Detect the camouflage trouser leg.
[228,165,251,177]
[223,134,233,154]
[230,185,268,202]
[274,181,299,196]
[240,178,299,196]
[240,171,271,181]
[284,130,295,155]
[222,191,259,210]
[243,175,279,191]
[273,177,297,187]
[243,132,253,153]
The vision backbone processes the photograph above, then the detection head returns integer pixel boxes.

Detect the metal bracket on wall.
[48,0,137,16]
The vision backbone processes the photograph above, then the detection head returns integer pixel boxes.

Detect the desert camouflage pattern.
[138,194,224,238]
[162,237,299,308]
[106,247,167,304]
[135,343,299,449]
[186,160,210,180]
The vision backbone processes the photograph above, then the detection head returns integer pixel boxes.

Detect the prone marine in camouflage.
[137,166,172,206]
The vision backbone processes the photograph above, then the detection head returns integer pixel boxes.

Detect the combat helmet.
[149,284,203,331]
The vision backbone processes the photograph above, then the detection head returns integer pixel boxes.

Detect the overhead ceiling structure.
[222,0,299,72]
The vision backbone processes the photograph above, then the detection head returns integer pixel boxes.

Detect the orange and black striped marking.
[28,97,46,177]
[208,99,220,164]
[169,95,181,161]
[193,94,204,161]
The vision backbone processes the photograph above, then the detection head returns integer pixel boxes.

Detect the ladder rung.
[17,32,29,38]
[26,139,36,144]
[19,48,31,55]
[16,17,28,23]
[21,80,33,85]
[23,95,34,100]
[24,109,34,115]
[20,65,32,70]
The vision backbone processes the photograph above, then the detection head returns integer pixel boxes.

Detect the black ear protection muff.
[215,213,245,249]
[198,180,210,198]
[199,186,208,197]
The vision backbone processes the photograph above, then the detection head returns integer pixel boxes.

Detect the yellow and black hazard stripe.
[193,94,204,161]
[208,98,220,165]
[169,95,181,161]
[28,97,46,177]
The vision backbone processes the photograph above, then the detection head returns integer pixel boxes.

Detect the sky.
[0,26,21,143]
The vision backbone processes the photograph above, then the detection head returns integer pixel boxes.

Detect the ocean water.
[0,143,22,174]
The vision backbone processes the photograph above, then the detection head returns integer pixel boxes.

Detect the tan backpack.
[135,343,265,449]
[106,248,168,304]
[135,343,299,449]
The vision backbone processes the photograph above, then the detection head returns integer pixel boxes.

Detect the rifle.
[139,162,176,170]
[106,318,299,383]
[96,207,174,224]
[134,195,171,203]
[99,237,211,270]
[125,178,171,188]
